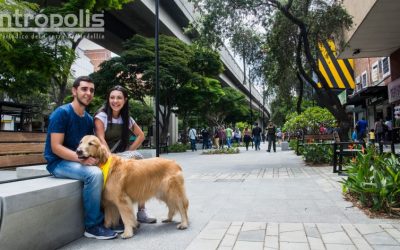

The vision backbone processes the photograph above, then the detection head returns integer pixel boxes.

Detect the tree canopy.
[283,106,336,134]
[91,34,227,139]
[0,0,133,107]
[190,0,353,138]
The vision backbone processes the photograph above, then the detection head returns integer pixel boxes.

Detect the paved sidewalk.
[60,145,400,250]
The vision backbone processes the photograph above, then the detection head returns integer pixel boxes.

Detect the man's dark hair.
[73,76,94,88]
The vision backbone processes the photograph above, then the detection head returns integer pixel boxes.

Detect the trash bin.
[281,141,289,151]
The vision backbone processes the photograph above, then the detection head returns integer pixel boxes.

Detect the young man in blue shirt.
[44,76,117,240]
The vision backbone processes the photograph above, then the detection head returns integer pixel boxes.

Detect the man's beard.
[77,96,90,107]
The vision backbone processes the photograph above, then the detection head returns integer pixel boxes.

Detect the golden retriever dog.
[76,135,189,239]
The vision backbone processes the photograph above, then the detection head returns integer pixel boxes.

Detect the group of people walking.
[354,116,393,145]
[190,121,281,152]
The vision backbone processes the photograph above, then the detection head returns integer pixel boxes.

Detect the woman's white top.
[94,111,135,131]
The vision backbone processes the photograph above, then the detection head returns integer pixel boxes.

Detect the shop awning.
[346,86,387,105]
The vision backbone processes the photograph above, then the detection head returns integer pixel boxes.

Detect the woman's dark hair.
[101,85,131,152]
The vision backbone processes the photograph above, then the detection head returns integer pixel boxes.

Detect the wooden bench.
[0,131,47,169]
[332,131,365,173]
[296,133,334,155]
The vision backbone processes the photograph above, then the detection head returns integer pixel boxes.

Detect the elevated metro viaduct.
[90,0,269,118]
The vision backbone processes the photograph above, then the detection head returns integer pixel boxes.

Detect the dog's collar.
[99,156,112,188]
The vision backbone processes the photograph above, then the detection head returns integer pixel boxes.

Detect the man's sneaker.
[137,209,157,224]
[84,224,118,240]
[111,224,124,233]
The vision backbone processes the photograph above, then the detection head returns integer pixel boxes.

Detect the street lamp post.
[262,82,265,129]
[155,0,160,157]
[249,78,252,127]
[243,45,253,128]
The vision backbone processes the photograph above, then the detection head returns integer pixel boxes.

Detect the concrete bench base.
[0,177,83,250]
[1,149,156,249]
[16,164,49,178]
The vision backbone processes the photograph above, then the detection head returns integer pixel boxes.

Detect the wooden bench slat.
[296,134,334,155]
[0,143,45,155]
[0,154,47,168]
[303,134,333,140]
[0,131,46,142]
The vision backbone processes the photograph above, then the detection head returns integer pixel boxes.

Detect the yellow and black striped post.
[318,40,355,89]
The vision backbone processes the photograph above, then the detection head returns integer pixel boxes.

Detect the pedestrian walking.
[218,127,226,149]
[266,122,277,153]
[356,117,368,142]
[234,128,241,144]
[252,123,262,151]
[225,126,233,148]
[374,118,384,143]
[243,127,252,151]
[201,128,210,149]
[189,126,197,151]
[213,129,220,149]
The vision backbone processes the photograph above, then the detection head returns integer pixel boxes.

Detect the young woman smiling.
[94,85,157,226]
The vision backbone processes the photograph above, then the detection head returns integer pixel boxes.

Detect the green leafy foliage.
[190,0,353,135]
[129,100,153,127]
[269,96,314,127]
[207,87,250,126]
[91,34,226,139]
[1,0,133,109]
[302,144,333,164]
[288,139,299,151]
[341,149,400,214]
[0,37,55,99]
[283,106,336,133]
[61,0,133,11]
[168,143,189,153]
[0,0,38,50]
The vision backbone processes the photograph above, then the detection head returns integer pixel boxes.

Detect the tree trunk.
[273,0,352,140]
[159,105,171,144]
[296,71,303,114]
[181,112,189,144]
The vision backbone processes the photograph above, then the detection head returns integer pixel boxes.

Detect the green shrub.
[283,107,336,134]
[202,148,240,154]
[168,143,189,153]
[302,143,333,164]
[341,148,400,214]
[289,139,298,151]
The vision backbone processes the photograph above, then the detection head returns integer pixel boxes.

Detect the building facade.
[337,0,400,135]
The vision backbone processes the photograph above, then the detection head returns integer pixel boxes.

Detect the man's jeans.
[268,135,276,152]
[52,160,104,228]
[253,136,261,150]
[226,137,232,148]
[202,138,209,149]
[190,139,196,151]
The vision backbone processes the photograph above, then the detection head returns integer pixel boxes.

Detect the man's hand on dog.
[79,156,99,166]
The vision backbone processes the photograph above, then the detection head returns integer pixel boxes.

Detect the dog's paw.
[120,231,134,239]
[177,223,188,230]
[162,219,172,223]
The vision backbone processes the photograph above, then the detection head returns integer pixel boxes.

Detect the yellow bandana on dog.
[99,156,112,188]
